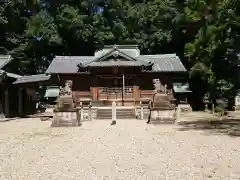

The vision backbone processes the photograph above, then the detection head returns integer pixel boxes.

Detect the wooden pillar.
[133,86,140,102]
[91,87,99,100]
[18,88,23,116]
[4,88,9,117]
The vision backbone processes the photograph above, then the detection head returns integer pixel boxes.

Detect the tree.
[185,0,240,109]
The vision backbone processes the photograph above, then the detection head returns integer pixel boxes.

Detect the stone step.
[97,108,136,119]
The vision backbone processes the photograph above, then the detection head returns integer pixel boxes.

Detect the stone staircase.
[97,107,136,119]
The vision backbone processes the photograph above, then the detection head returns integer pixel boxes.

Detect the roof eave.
[0,55,12,69]
[144,70,187,73]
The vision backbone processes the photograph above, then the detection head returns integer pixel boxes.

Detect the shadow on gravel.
[150,119,175,125]
[177,118,240,137]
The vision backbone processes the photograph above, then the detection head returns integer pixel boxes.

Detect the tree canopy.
[0,0,240,109]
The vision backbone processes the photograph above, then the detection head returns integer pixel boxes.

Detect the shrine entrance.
[97,75,135,105]
[93,67,140,105]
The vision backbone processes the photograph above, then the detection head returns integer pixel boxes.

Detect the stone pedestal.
[52,109,79,127]
[51,89,80,127]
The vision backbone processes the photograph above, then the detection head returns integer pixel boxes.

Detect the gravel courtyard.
[0,118,240,180]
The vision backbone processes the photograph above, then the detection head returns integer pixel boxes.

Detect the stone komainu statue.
[57,80,75,110]
[52,80,79,127]
[147,79,175,123]
[59,80,73,96]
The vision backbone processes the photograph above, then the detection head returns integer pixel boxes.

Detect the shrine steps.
[96,107,136,120]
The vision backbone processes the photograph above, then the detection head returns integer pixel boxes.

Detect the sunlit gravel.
[0,118,240,180]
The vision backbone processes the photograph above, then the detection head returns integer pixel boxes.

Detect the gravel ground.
[0,118,240,180]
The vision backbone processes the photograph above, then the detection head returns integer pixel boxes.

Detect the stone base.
[147,110,176,124]
[178,104,192,112]
[150,110,176,119]
[51,111,80,127]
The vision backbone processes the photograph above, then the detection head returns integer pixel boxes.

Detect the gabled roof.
[46,56,95,74]
[0,55,22,82]
[137,54,186,72]
[0,69,22,80]
[95,48,138,62]
[13,74,51,84]
[46,45,187,74]
[95,45,140,58]
[83,48,150,68]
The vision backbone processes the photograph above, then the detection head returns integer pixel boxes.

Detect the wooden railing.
[72,87,174,104]
[140,89,173,101]
[98,86,134,100]
[140,90,155,100]
[73,91,92,103]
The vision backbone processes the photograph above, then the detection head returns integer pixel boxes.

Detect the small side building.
[0,55,22,118]
[13,74,55,116]
[0,55,54,118]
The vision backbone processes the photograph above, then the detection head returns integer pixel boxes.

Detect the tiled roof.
[13,74,51,84]
[6,72,22,79]
[46,53,186,74]
[137,54,186,72]
[0,56,22,80]
[46,56,95,74]
[0,70,21,79]
[0,55,12,69]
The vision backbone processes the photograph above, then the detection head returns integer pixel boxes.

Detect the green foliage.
[26,10,61,44]
[185,0,240,107]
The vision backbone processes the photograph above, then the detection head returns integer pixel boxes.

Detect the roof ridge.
[139,54,177,57]
[20,74,49,77]
[55,55,94,57]
[82,49,150,67]
[13,74,51,84]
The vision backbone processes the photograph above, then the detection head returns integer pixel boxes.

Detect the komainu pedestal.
[147,79,176,123]
[51,81,80,127]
